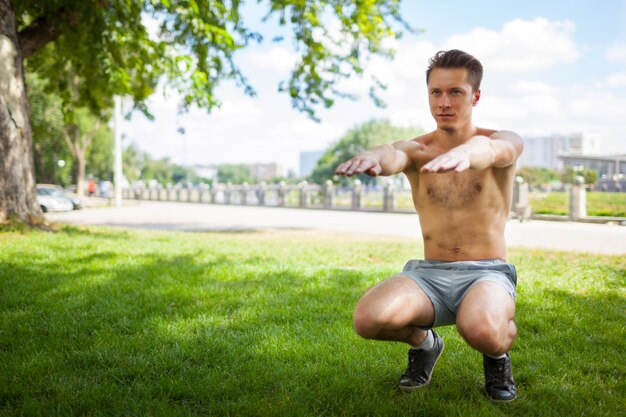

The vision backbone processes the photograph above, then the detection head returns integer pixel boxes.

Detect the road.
[47,201,626,255]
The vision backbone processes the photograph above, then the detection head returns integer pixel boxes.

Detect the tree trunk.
[63,120,98,199]
[0,0,43,224]
[76,151,86,198]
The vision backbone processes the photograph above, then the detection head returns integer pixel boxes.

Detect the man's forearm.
[369,143,413,175]
[463,133,521,169]
[366,144,397,171]
[461,136,496,171]
[337,140,414,177]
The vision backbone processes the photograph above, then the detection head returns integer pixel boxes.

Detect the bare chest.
[419,171,487,209]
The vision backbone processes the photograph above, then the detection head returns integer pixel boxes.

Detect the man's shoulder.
[408,131,435,145]
[477,127,499,137]
[480,128,523,142]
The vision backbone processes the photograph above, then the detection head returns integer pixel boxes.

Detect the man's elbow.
[492,145,520,168]
[491,133,523,168]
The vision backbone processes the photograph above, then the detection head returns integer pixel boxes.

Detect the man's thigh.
[356,275,435,328]
[456,281,515,332]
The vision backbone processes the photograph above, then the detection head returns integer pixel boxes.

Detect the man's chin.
[437,124,456,133]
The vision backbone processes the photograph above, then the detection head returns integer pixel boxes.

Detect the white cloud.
[605,42,626,64]
[474,88,626,153]
[443,18,580,71]
[568,92,626,120]
[355,18,580,115]
[509,80,560,95]
[381,41,438,82]
[245,46,298,72]
[606,72,626,87]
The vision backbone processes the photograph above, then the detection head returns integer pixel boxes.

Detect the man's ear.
[472,89,481,106]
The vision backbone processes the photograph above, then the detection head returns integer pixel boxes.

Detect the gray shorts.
[396,259,517,328]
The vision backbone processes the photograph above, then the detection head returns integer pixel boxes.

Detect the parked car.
[36,186,74,212]
[36,184,84,210]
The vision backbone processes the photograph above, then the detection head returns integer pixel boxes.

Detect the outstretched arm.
[335,140,421,177]
[421,131,523,173]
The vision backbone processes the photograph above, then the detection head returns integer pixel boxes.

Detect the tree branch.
[18,0,112,58]
[82,119,100,151]
[62,126,77,157]
[18,13,62,58]
[17,6,83,59]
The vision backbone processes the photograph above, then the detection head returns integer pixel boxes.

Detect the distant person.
[99,180,112,198]
[87,178,96,196]
[335,49,524,402]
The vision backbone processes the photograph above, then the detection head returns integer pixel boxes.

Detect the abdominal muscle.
[419,209,508,261]
[409,169,510,261]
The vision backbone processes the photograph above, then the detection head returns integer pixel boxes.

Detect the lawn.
[0,226,624,416]
[530,191,626,217]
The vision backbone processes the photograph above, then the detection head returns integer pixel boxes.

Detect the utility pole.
[114,96,123,208]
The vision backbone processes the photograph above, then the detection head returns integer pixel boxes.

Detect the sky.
[119,0,626,173]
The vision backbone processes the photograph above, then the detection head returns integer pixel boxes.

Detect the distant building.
[559,154,626,180]
[518,132,600,170]
[299,150,325,177]
[248,163,285,181]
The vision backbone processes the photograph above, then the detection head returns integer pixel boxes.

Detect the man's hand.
[335,153,383,177]
[420,147,471,173]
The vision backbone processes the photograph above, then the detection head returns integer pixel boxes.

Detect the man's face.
[427,68,480,132]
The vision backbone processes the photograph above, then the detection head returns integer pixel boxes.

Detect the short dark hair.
[426,49,483,91]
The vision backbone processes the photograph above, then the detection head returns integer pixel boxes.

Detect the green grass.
[1,226,624,416]
[530,192,626,217]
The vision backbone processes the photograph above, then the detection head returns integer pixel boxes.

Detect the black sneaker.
[399,330,444,391]
[483,353,517,402]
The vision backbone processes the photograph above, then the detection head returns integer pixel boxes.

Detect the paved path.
[47,201,626,255]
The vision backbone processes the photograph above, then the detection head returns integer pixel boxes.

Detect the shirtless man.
[335,49,523,402]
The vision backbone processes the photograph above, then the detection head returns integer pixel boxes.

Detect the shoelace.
[486,359,509,387]
[405,350,425,377]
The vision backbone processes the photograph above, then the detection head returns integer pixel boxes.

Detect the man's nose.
[438,94,451,107]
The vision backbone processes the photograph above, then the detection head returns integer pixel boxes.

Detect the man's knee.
[457,313,517,355]
[352,276,434,340]
[353,297,410,339]
[456,281,516,354]
[353,304,378,339]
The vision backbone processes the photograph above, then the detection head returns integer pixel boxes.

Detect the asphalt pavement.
[46,200,626,255]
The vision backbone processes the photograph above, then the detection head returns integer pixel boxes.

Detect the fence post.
[383,179,396,212]
[512,176,531,222]
[569,176,587,220]
[278,181,287,206]
[323,180,335,209]
[299,181,309,208]
[224,183,231,205]
[257,182,267,206]
[241,182,249,205]
[352,179,364,210]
